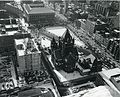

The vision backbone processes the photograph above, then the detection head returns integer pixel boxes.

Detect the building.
[40,33,120,97]
[99,68,120,93]
[0,0,14,3]
[90,1,120,29]
[0,10,9,19]
[40,27,100,85]
[51,29,78,73]
[21,0,44,4]
[0,18,19,32]
[23,3,55,27]
[0,17,31,54]
[21,0,34,4]
[15,38,41,74]
[44,26,86,48]
[18,87,59,97]
[107,38,120,61]
[0,3,24,18]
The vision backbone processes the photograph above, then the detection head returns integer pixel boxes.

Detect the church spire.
[64,29,72,42]
[52,37,56,43]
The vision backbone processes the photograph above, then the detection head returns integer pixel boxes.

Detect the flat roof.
[100,68,120,79]
[0,31,19,36]
[41,36,51,48]
[18,88,44,97]
[100,68,120,94]
[29,3,44,7]
[0,0,14,2]
[74,39,86,48]
[45,26,86,48]
[34,81,59,97]
[30,7,54,14]
[15,38,40,56]
[24,4,54,15]
[5,24,18,29]
[6,31,19,35]
[46,26,66,37]
[21,0,33,1]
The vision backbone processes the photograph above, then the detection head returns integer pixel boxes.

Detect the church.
[50,29,78,73]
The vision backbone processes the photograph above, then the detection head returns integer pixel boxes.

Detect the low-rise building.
[21,0,33,4]
[0,0,14,3]
[0,18,31,54]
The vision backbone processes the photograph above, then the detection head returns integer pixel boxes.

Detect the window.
[17,44,24,50]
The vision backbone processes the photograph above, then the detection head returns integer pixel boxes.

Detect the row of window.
[95,3,108,16]
[29,14,54,19]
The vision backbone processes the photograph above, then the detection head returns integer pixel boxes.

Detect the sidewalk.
[41,3,120,68]
[67,24,120,68]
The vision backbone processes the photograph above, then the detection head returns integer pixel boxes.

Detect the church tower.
[51,37,58,51]
[62,29,74,58]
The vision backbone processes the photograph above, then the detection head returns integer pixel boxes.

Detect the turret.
[51,37,58,51]
[58,37,62,49]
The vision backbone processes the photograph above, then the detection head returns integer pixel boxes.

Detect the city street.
[0,1,120,97]
[50,6,120,69]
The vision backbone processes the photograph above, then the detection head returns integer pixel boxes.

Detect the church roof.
[65,52,77,64]
[54,49,62,60]
[51,37,56,44]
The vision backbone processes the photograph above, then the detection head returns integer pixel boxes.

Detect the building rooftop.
[24,4,54,15]
[46,26,66,37]
[18,87,55,97]
[15,38,40,56]
[100,68,120,80]
[53,69,82,82]
[0,0,14,2]
[41,36,51,48]
[70,86,119,97]
[0,26,19,36]
[41,27,95,83]
[45,26,86,48]
[21,0,33,2]
[0,31,19,36]
[29,3,44,8]
[100,68,120,94]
